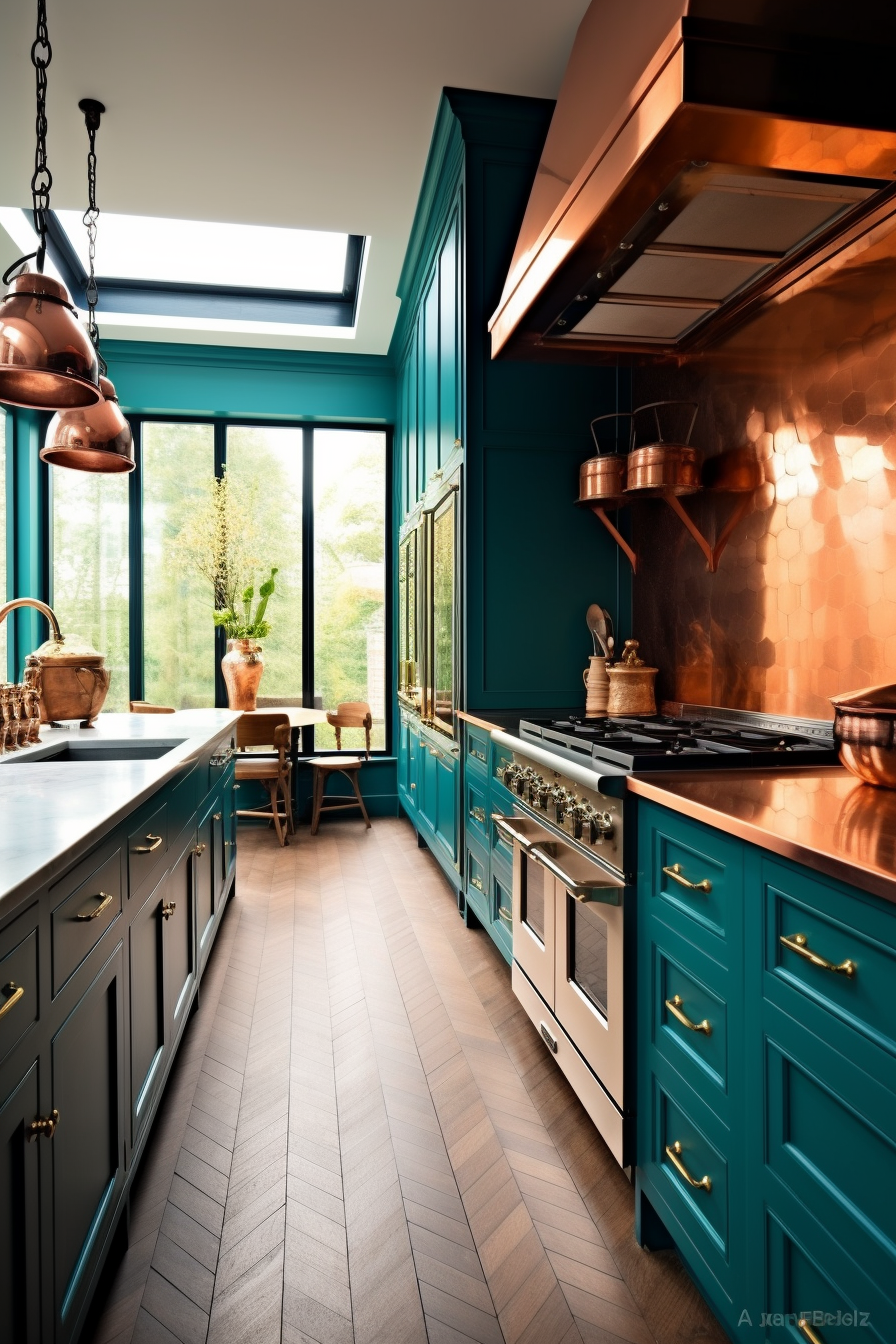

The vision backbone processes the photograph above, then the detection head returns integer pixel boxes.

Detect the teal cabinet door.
[434,750,457,863]
[129,875,165,1144]
[0,1060,41,1344]
[164,828,196,1048]
[398,717,417,814]
[195,797,216,959]
[422,276,440,490]
[439,203,462,465]
[50,943,125,1344]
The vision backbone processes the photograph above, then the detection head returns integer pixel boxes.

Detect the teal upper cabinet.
[392,90,629,714]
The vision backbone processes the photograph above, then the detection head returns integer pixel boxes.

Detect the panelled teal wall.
[6,409,49,679]
[391,89,632,716]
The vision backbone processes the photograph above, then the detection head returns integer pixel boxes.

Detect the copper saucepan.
[626,401,700,497]
[576,411,632,507]
[830,682,896,788]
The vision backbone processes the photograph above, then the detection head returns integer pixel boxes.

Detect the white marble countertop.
[0,710,240,912]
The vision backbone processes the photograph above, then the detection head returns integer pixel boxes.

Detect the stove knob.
[570,801,589,840]
[594,810,614,841]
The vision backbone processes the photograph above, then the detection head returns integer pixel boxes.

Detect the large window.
[51,466,130,711]
[0,409,6,678]
[49,419,389,750]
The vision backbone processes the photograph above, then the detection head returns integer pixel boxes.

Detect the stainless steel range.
[490,704,838,1169]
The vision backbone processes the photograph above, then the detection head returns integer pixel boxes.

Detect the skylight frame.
[41,211,366,328]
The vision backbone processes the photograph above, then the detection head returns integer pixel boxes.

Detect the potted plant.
[176,471,279,710]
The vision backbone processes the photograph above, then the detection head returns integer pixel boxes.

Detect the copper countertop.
[628,768,896,907]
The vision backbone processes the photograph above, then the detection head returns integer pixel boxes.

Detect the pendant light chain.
[30,0,52,272]
[82,112,105,376]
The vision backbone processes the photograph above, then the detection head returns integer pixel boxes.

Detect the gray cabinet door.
[195,800,215,958]
[0,1059,41,1344]
[129,876,165,1144]
[164,831,196,1049]
[51,943,125,1344]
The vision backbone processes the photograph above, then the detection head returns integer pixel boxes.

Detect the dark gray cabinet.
[50,945,125,1344]
[0,729,237,1344]
[0,1059,41,1344]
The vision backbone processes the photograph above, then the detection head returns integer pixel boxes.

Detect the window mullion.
[129,418,144,703]
[301,425,314,753]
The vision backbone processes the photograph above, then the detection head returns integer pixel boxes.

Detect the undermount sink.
[6,739,186,764]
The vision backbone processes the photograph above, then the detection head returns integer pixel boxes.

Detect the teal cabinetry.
[399,709,459,884]
[0,729,236,1344]
[636,799,896,1343]
[457,721,514,963]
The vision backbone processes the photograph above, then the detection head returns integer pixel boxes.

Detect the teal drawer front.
[490,813,513,871]
[490,740,514,809]
[465,725,490,778]
[652,941,728,1098]
[492,869,512,963]
[656,1082,730,1262]
[764,1205,893,1344]
[643,803,741,957]
[465,839,488,903]
[764,1029,896,1293]
[763,858,896,1075]
[0,909,39,1067]
[465,777,488,843]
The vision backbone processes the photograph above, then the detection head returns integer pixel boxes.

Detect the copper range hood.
[489,0,896,362]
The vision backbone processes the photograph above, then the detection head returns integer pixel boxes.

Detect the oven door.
[494,813,555,1006]
[554,872,624,1109]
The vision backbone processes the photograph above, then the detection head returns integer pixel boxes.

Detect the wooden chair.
[234,711,295,846]
[310,702,373,835]
[130,701,175,713]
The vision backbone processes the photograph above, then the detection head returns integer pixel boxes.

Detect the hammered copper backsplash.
[631,332,896,721]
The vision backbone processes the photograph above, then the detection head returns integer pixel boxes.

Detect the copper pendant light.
[42,100,135,473]
[0,0,100,411]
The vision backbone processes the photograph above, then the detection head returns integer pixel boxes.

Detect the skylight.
[53,212,351,293]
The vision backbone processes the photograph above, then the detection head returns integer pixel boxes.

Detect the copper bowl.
[830,683,896,788]
[625,442,701,497]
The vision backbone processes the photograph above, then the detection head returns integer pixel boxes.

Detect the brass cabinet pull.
[662,862,712,894]
[665,995,712,1036]
[780,932,856,979]
[76,891,113,921]
[469,747,486,762]
[28,1108,59,1141]
[134,834,162,853]
[0,982,24,1020]
[161,902,176,921]
[193,843,207,856]
[429,747,441,758]
[665,1141,712,1192]
[470,876,484,892]
[498,906,512,925]
[213,812,222,821]
[410,783,416,790]
[797,1319,825,1344]
[469,806,486,824]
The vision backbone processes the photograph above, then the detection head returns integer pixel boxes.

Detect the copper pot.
[0,598,111,726]
[576,412,631,506]
[625,401,701,497]
[831,682,896,788]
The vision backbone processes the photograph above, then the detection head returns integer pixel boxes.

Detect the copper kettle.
[0,598,111,726]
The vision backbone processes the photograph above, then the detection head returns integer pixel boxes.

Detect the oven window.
[521,853,546,943]
[569,897,609,1018]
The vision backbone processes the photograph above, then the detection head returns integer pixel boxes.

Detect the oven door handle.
[529,844,624,905]
[490,814,535,851]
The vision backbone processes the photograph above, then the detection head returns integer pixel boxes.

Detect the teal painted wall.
[104,339,395,423]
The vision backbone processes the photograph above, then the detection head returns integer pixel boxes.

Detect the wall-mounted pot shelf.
[581,448,762,575]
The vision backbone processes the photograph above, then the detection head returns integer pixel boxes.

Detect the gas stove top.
[518,710,839,772]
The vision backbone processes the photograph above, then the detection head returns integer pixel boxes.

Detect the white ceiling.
[0,0,589,355]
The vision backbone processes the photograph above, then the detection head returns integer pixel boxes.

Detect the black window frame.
[52,413,393,758]
[41,211,366,329]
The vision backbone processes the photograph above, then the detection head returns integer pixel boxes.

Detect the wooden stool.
[310,757,371,834]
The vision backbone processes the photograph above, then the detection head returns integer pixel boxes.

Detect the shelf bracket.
[588,504,637,573]
[662,491,755,573]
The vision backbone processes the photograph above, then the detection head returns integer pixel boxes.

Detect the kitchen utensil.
[576,412,632,506]
[606,640,658,715]
[830,682,896,787]
[0,598,110,727]
[586,604,610,658]
[625,401,701,497]
[583,657,609,716]
[603,609,614,660]
[606,635,615,662]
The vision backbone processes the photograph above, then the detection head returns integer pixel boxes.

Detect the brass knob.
[193,843,207,856]
[28,1108,59,1142]
[161,902,176,920]
[213,812,222,821]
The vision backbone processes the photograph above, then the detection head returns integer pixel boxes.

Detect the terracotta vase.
[221,639,264,711]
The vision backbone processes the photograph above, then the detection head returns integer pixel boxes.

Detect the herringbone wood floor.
[86,818,728,1344]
